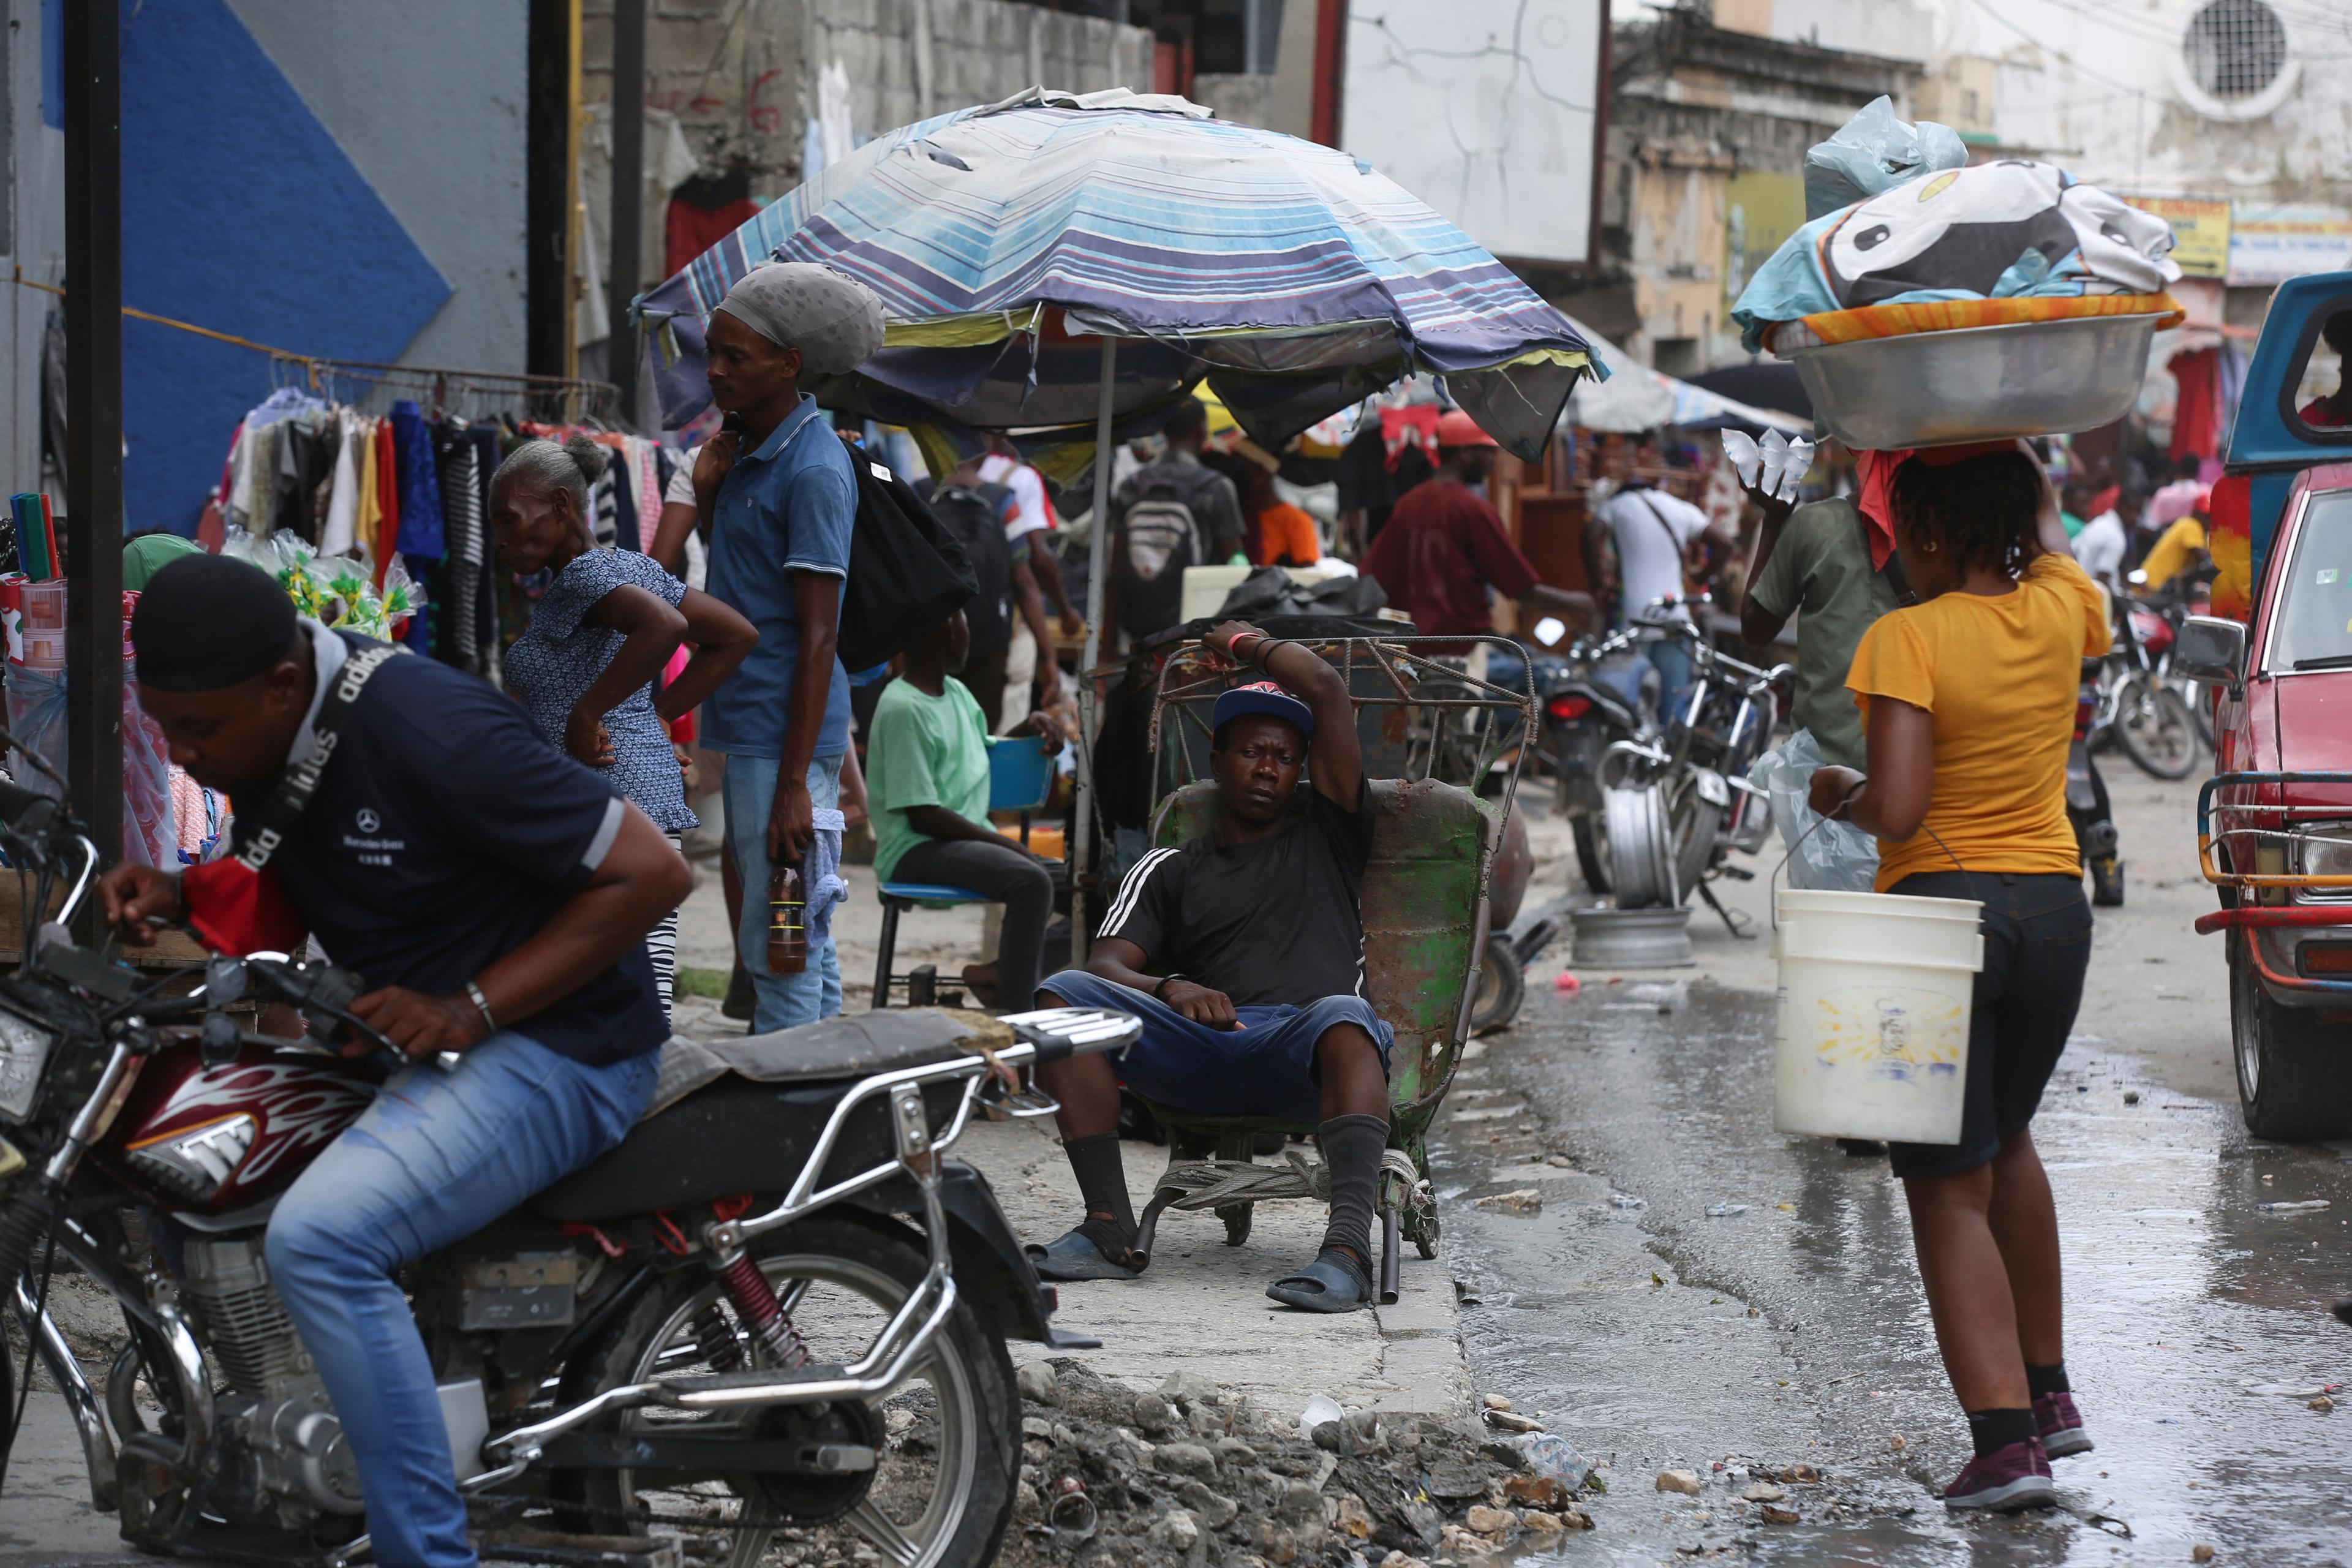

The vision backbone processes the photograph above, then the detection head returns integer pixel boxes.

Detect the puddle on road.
[1436,981,2352,1564]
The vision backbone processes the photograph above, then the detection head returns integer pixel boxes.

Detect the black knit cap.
[130,553,298,693]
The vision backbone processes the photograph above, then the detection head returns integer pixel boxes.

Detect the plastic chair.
[870,737,1060,1009]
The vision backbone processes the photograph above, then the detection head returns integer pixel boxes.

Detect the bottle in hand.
[767,861,807,974]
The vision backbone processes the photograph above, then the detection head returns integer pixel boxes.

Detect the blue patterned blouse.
[504,548,697,832]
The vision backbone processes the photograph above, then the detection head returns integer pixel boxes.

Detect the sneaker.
[2035,1392,2094,1458]
[1942,1439,2056,1511]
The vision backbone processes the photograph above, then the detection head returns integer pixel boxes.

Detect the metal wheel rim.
[1603,785,1676,908]
[615,1251,978,1568]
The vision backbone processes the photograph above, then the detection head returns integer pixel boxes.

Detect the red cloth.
[181,858,307,956]
[1378,406,1441,473]
[2302,396,2350,428]
[1360,477,1539,638]
[1853,440,2032,569]
[666,195,762,278]
[372,419,399,590]
[2169,347,2222,462]
[1853,450,1909,570]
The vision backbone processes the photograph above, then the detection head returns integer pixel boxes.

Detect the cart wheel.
[1218,1202,1254,1248]
[1404,1205,1439,1260]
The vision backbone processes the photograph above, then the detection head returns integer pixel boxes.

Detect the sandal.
[1025,1228,1144,1281]
[1265,1246,1374,1313]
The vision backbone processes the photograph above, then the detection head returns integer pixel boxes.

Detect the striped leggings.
[646,832,683,1023]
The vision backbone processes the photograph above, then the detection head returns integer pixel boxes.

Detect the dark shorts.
[1036,970,1393,1124]
[1883,871,2093,1180]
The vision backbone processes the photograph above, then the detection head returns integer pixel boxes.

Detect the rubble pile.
[1000,1359,1602,1567]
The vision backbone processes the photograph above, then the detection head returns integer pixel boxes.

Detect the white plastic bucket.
[1772,888,1985,1145]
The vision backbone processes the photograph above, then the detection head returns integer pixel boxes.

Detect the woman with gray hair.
[494,434,758,1018]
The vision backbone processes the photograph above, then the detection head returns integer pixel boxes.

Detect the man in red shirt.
[1362,411,1594,641]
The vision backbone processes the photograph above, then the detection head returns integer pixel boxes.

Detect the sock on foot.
[1965,1408,2038,1458]
[1063,1131,1136,1257]
[1317,1114,1389,1263]
[2026,1362,2070,1399]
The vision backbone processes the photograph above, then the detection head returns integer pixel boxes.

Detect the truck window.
[2293,311,2352,432]
[2267,490,2352,671]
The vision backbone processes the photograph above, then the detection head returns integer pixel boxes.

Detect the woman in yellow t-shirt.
[1806,443,2110,1512]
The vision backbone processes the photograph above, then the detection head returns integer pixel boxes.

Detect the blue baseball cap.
[1212,680,1314,742]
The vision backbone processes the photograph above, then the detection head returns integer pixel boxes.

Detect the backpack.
[918,480,1016,657]
[837,452,978,672]
[1112,468,1215,639]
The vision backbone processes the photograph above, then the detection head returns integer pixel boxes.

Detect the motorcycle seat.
[530,1011,998,1223]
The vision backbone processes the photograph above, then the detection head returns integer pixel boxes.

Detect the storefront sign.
[2229,203,2352,287]
[1723,172,1807,309]
[2124,195,2231,279]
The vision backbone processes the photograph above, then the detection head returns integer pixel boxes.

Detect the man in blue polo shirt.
[100,553,690,1568]
[691,263,886,1028]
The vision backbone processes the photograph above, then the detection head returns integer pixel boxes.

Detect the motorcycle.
[2068,655,2125,907]
[1595,598,1793,918]
[0,780,1137,1568]
[2097,577,2202,781]
[1540,629,1660,894]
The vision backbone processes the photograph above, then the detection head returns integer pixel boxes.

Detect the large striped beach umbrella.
[639,87,1599,464]
[640,87,1600,940]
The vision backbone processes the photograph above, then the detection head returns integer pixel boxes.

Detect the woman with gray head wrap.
[712,262,886,376]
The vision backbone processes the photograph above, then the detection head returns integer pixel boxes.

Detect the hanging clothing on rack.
[433,424,486,674]
[321,411,363,556]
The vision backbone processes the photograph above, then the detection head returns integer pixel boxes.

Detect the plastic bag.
[5,660,175,867]
[1721,431,1815,503]
[1803,95,1968,221]
[1747,728,1877,892]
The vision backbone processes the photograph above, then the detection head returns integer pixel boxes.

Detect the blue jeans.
[722,752,845,1030]
[1644,638,1694,728]
[266,1034,658,1568]
[1036,970,1392,1124]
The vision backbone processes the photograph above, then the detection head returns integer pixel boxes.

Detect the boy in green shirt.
[868,608,1064,1007]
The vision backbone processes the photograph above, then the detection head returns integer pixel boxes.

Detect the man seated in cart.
[1024,619,1395,1313]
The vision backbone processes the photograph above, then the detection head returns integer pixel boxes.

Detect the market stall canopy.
[638,88,1599,462]
[1558,314,1810,436]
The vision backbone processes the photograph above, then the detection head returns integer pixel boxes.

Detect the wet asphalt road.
[1433,976,2352,1566]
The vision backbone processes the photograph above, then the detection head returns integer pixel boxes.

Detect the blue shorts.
[1036,970,1393,1124]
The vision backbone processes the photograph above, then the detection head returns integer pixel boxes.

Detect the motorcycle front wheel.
[2114,674,2200,780]
[563,1215,1018,1568]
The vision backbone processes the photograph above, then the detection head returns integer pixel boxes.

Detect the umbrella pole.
[1071,334,1118,967]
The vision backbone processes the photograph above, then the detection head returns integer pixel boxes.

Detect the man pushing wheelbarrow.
[1025,618,1517,1313]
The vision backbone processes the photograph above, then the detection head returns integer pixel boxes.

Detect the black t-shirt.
[233,633,666,1066]
[1097,787,1373,1005]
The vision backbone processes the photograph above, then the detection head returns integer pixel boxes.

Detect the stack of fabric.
[1732,100,2181,359]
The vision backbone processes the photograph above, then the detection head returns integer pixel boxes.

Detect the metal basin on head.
[1784,313,2165,451]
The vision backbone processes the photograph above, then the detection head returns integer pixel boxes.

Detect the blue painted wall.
[115,0,453,534]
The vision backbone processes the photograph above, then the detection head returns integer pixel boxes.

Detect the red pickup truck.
[2178,269,2352,1139]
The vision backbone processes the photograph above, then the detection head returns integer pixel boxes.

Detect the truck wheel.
[2231,933,2352,1140]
